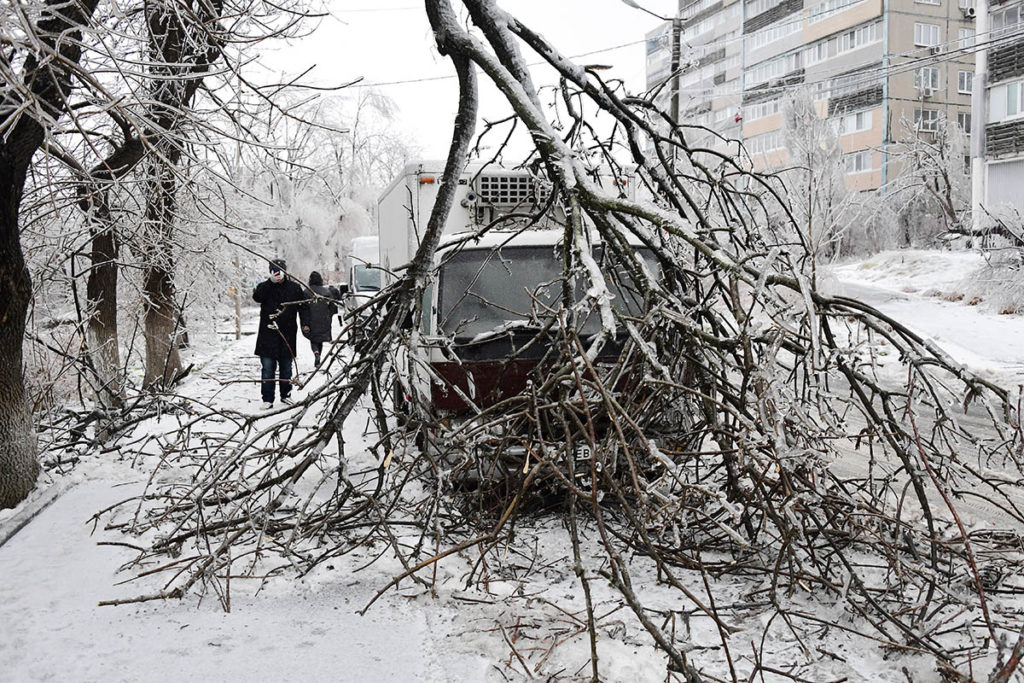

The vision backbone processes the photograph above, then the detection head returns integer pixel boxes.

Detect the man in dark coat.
[300,270,339,368]
[253,258,306,408]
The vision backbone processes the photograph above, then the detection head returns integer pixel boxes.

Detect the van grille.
[474,174,548,208]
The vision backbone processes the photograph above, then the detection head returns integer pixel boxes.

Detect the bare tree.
[138,0,228,388]
[890,114,971,247]
[781,91,857,275]
[0,0,103,509]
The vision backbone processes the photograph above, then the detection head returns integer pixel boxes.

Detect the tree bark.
[0,160,40,509]
[142,161,183,388]
[85,221,125,407]
[0,0,102,509]
[138,0,225,389]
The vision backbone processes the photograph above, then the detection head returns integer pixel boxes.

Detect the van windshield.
[353,265,381,292]
[438,245,658,339]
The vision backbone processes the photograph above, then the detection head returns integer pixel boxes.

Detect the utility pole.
[622,0,682,125]
[971,0,989,231]
[670,16,682,126]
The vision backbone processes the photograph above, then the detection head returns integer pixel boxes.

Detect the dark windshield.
[438,245,659,339]
[353,265,380,292]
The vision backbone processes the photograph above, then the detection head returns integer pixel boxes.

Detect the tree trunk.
[142,259,182,388]
[142,161,183,389]
[0,163,39,509]
[85,224,124,407]
[0,0,103,508]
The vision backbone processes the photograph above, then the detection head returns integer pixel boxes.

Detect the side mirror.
[338,283,351,295]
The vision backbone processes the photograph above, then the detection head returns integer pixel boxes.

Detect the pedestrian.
[300,270,340,368]
[253,258,306,409]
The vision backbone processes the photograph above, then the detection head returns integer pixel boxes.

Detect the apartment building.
[645,0,977,191]
[646,0,745,143]
[981,0,1024,215]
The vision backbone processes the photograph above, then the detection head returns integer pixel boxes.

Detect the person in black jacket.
[300,270,339,368]
[253,258,306,409]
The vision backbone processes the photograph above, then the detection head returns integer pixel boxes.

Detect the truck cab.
[378,161,653,419]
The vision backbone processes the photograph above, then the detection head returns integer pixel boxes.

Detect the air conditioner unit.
[962,6,977,17]
[921,87,937,98]
[929,45,942,55]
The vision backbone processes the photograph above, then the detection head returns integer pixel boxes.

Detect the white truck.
[377,160,649,416]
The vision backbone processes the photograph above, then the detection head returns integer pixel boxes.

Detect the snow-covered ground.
[1,250,1022,682]
[830,249,1024,384]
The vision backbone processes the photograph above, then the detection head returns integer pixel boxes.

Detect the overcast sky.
[262,0,678,158]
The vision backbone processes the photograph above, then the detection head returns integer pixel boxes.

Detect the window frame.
[957,111,972,134]
[1000,79,1024,118]
[838,109,873,135]
[844,150,873,174]
[914,66,941,90]
[914,22,940,47]
[915,107,940,132]
[958,70,973,94]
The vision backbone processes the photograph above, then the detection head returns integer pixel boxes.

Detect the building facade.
[645,0,978,191]
[982,0,1024,215]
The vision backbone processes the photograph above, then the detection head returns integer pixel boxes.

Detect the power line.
[348,39,648,89]
[335,6,419,11]
[335,9,1024,114]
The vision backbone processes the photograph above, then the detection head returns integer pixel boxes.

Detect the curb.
[0,479,75,550]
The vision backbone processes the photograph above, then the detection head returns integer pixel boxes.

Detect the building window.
[748,131,785,155]
[1005,80,1024,117]
[681,0,718,21]
[746,98,782,122]
[747,51,804,87]
[805,21,880,66]
[991,3,1023,38]
[807,0,868,23]
[915,66,941,90]
[916,0,940,5]
[749,20,801,50]
[838,109,873,134]
[914,23,940,47]
[840,29,857,51]
[915,108,940,131]
[958,70,973,94]
[746,0,785,18]
[957,111,972,134]
[958,0,975,8]
[958,28,975,49]
[845,150,873,174]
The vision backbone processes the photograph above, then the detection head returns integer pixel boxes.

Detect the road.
[828,272,1024,533]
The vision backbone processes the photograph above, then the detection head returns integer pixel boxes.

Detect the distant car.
[346,236,380,316]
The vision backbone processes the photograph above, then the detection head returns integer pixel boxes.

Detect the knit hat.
[269,258,287,272]
[308,271,323,286]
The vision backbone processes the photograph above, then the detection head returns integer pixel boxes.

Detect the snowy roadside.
[2,254,1024,682]
[0,320,494,682]
[828,249,1024,385]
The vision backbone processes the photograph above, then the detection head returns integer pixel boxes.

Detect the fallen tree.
[89,1,1024,680]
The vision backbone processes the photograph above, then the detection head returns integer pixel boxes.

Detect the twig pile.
[83,1,1024,680]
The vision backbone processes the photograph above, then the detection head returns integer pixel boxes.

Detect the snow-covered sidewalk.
[0,323,487,683]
